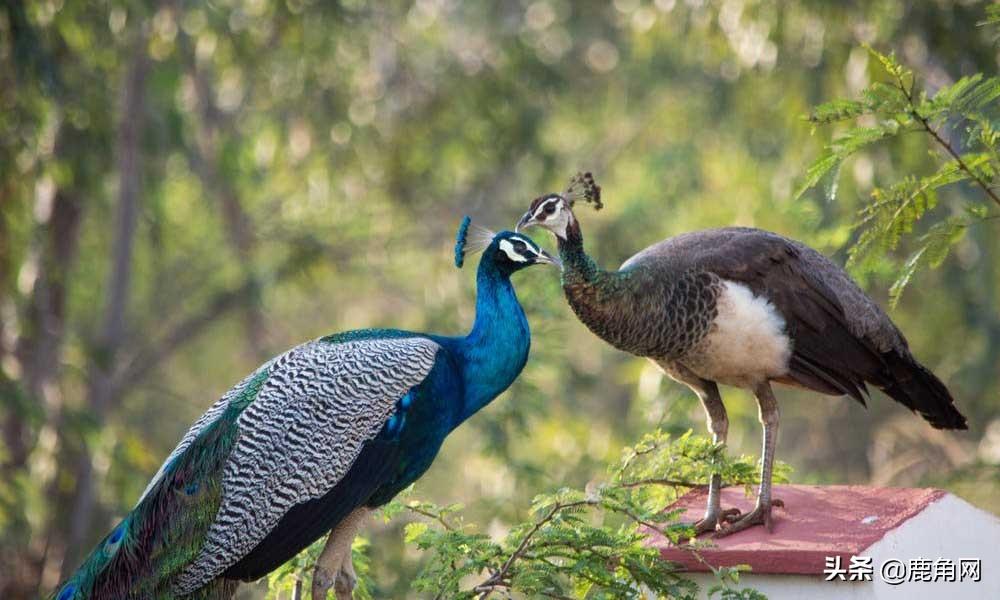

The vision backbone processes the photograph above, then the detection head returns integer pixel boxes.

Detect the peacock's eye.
[543,202,556,214]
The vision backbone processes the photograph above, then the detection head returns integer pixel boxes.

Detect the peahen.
[55,221,558,600]
[516,173,967,536]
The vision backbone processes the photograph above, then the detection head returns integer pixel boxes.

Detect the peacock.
[516,173,967,537]
[55,220,558,600]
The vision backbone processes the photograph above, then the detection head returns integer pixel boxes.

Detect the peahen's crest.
[454,216,494,268]
[564,171,602,211]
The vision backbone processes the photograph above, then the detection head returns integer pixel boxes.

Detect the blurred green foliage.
[800,46,1000,306]
[269,431,784,598]
[2,0,999,598]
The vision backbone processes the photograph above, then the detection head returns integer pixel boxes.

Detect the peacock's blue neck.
[450,260,530,423]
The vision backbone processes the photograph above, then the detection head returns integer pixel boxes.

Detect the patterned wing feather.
[622,227,966,428]
[173,336,439,593]
[136,357,280,505]
[619,227,905,353]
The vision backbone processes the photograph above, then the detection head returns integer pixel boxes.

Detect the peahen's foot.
[690,507,742,536]
[714,499,784,537]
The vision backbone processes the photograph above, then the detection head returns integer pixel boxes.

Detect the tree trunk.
[0,124,88,600]
[59,37,150,578]
[183,39,268,361]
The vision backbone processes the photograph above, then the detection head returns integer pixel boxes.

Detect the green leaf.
[866,45,912,83]
[807,98,868,124]
[927,74,1000,121]
[888,217,969,306]
[795,152,842,200]
[888,246,927,308]
[403,521,429,543]
[980,3,1000,26]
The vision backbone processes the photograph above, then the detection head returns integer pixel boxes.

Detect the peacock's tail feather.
[54,369,270,600]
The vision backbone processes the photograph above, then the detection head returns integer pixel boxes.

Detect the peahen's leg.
[312,507,370,600]
[691,379,742,535]
[655,361,739,535]
[717,381,782,537]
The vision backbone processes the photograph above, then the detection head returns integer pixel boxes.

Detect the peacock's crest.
[454,216,472,268]
[454,216,495,268]
[565,171,602,211]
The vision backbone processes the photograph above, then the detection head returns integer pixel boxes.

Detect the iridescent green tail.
[53,370,269,599]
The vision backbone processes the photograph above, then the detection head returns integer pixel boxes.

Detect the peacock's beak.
[535,248,562,269]
[515,210,535,233]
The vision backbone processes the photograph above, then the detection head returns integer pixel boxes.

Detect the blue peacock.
[55,219,558,600]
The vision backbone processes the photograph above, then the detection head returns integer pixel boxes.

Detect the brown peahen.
[516,173,967,536]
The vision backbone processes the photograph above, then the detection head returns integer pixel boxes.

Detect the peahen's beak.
[515,210,535,233]
[535,248,562,269]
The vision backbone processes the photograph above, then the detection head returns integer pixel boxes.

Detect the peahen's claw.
[720,507,742,522]
[714,498,783,538]
[690,506,743,536]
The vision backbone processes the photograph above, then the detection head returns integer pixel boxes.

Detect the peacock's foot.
[714,499,784,537]
[311,565,336,600]
[334,568,357,600]
[690,507,741,536]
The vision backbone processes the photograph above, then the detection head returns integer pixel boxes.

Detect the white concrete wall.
[680,494,1000,599]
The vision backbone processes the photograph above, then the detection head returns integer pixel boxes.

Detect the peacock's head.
[455,217,560,273]
[515,171,601,240]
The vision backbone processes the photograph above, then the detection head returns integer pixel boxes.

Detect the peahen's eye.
[543,202,556,214]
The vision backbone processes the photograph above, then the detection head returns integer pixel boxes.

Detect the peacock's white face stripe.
[499,238,533,262]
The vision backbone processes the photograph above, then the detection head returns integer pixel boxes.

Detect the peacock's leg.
[716,381,782,537]
[334,552,358,599]
[312,507,370,600]
[655,361,739,536]
[181,577,239,600]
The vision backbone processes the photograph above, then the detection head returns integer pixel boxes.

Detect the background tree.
[1,1,998,598]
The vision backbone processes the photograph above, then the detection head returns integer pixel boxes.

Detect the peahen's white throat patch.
[684,280,792,387]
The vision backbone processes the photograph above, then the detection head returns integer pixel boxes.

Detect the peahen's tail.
[881,351,968,431]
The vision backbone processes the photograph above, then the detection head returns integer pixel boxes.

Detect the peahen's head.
[455,217,560,274]
[515,172,601,240]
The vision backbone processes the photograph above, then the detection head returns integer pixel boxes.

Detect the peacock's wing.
[55,335,440,600]
[172,335,441,593]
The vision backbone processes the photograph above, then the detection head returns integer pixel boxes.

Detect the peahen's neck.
[555,220,645,355]
[452,260,530,423]
[557,219,609,287]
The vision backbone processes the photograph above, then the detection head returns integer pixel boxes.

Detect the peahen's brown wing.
[621,227,904,403]
[621,227,966,429]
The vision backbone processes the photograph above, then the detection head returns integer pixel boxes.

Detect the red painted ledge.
[645,484,947,575]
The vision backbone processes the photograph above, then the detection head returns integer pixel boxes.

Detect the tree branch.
[406,506,458,532]
[112,241,323,395]
[474,500,591,598]
[894,74,1000,208]
[62,28,151,576]
[618,477,710,489]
